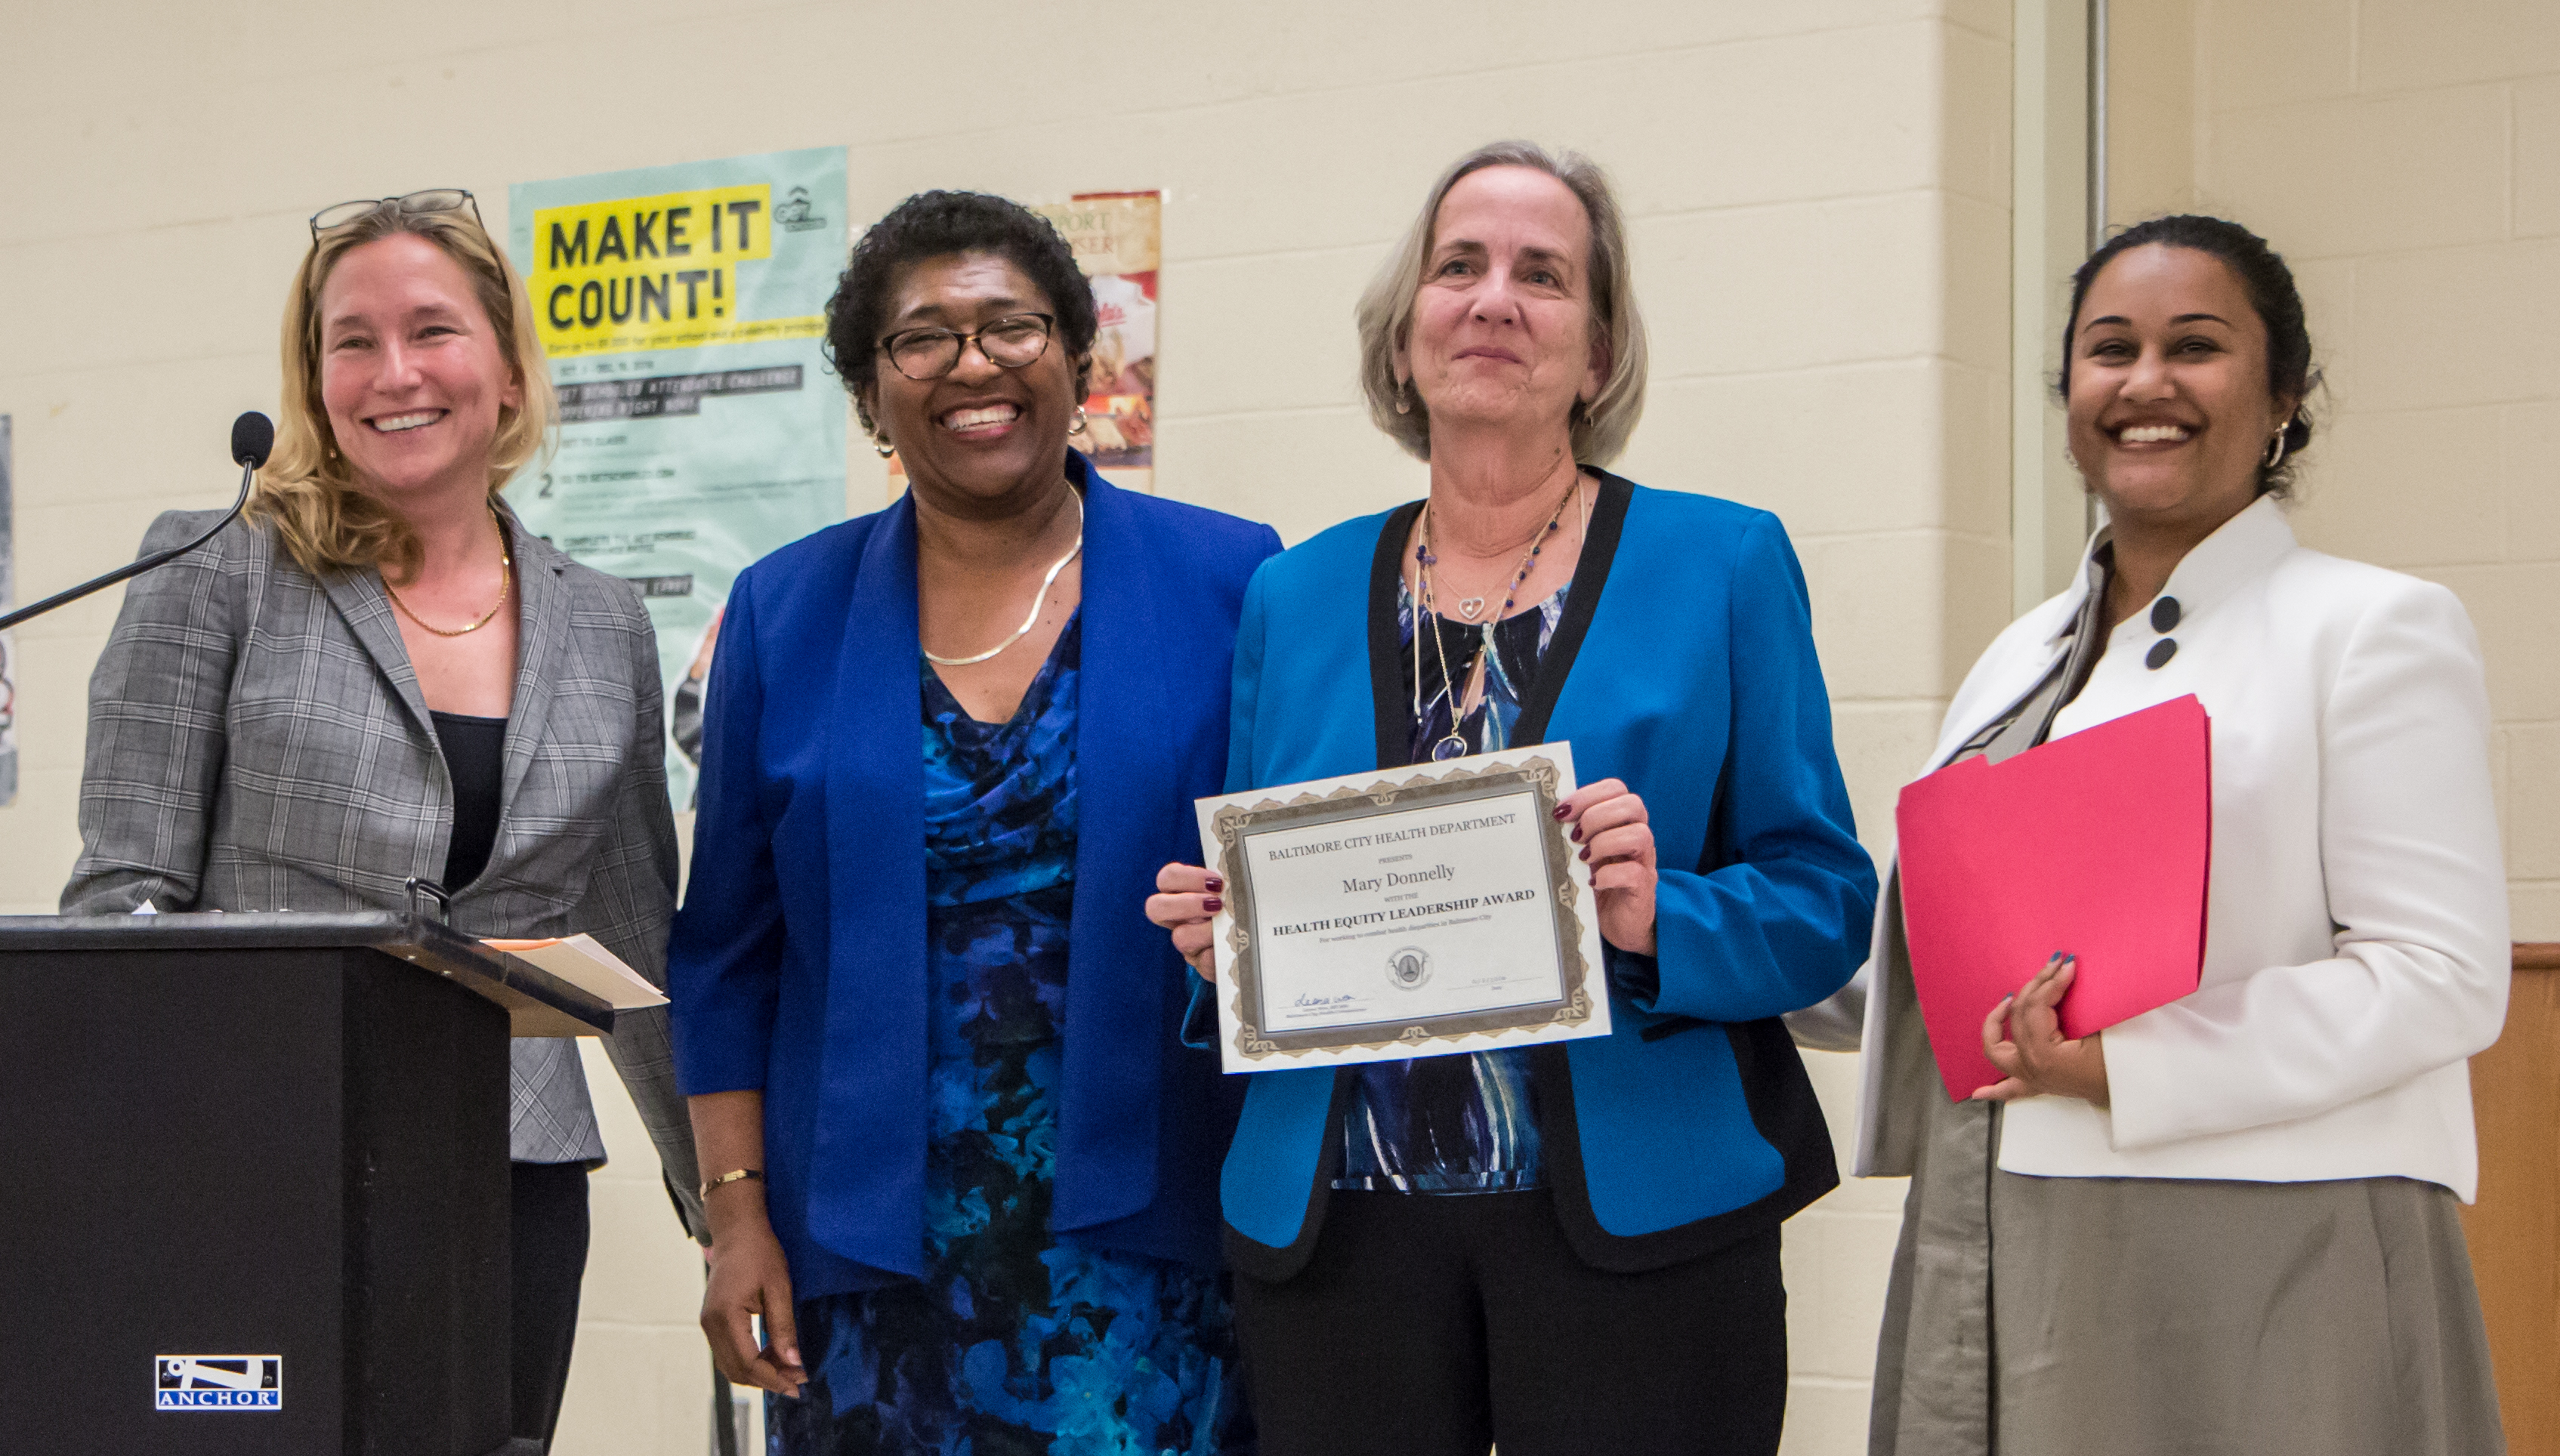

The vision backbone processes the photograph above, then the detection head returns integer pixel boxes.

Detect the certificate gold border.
[1207,754,1599,1063]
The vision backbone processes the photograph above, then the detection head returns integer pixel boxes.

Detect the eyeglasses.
[310,189,483,241]
[879,313,1055,381]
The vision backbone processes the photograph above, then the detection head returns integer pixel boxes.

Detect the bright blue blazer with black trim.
[669,455,1282,1297]
[1206,474,1877,1278]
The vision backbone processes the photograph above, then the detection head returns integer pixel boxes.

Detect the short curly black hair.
[2059,214,2321,497]
[824,190,1097,438]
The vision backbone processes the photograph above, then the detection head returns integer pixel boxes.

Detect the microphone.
[0,412,272,632]
[231,412,274,470]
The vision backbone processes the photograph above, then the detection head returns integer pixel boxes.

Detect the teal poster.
[505,146,848,809]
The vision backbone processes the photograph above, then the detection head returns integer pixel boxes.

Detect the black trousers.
[510,1160,591,1448]
[1234,1189,1787,1456]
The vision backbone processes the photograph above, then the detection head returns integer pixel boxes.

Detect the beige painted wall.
[2200,0,2560,940]
[0,2,2029,1451]
[2106,1,2560,937]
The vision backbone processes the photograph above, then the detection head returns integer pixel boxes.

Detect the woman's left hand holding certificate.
[1149,863,1224,982]
[1557,777,1659,958]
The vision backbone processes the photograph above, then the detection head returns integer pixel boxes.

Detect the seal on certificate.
[1385,945,1434,991]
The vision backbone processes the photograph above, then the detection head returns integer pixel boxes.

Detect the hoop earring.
[2264,424,2291,471]
[875,437,897,458]
[1069,405,1089,436]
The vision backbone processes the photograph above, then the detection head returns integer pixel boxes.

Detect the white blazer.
[1802,495,2509,1198]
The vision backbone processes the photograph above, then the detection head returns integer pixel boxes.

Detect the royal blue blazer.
[669,455,1282,1297]
[1206,474,1877,1278]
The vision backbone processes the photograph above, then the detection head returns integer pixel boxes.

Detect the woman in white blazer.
[1801,216,2509,1456]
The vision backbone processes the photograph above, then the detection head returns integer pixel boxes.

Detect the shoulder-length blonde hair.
[1355,141,1649,467]
[255,202,554,577]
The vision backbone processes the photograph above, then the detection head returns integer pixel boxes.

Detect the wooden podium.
[2469,945,2560,1456]
[0,912,612,1456]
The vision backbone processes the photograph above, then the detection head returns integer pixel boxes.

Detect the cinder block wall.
[1,4,2024,1451]
[2191,0,2560,936]
[2110,0,2560,935]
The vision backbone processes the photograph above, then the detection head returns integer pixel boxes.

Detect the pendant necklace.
[1412,474,1580,761]
[923,488,1085,668]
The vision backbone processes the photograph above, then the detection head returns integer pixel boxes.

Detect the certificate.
[1194,744,1612,1072]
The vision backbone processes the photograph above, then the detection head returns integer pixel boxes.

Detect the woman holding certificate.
[1147,143,1878,1455]
[1811,216,2507,1454]
[670,191,1277,1454]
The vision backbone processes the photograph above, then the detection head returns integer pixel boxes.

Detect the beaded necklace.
[1412,476,1582,761]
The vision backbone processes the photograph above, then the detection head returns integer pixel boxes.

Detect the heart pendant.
[1456,597,1486,620]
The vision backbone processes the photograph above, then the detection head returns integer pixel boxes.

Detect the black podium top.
[0,910,615,1037]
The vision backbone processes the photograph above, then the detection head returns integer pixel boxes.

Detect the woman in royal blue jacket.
[671,192,1278,1455]
[1148,143,1877,1456]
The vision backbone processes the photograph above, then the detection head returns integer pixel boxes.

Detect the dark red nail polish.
[1578,848,1590,862]
[1552,804,1570,821]
[1203,897,1223,913]
[1205,876,1224,892]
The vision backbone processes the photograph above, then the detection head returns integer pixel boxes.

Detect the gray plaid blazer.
[64,507,703,1237]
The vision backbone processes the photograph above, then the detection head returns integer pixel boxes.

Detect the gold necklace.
[386,504,514,637]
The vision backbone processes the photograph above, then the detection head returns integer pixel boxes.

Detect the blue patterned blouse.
[1335,583,1570,1195]
[771,614,1246,1456]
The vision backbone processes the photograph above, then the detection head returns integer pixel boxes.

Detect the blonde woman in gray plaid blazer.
[63,190,700,1451]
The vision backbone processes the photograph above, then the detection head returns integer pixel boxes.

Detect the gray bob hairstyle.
[1355,140,1649,466]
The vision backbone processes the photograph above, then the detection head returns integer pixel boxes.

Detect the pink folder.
[1895,694,2212,1101]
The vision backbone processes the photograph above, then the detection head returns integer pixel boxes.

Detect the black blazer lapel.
[1366,498,1427,772]
[1513,471,1631,746]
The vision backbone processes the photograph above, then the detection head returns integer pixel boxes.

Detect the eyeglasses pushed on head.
[309,189,484,241]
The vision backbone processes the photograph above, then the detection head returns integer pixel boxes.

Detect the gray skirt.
[1869,1054,2505,1456]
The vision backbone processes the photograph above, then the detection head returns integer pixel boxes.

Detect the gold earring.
[2263,422,2292,471]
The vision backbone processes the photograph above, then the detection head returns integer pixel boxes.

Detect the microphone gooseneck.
[0,412,273,632]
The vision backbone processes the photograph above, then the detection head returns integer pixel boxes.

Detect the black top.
[431,712,508,892]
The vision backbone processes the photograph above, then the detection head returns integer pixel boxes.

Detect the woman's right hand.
[701,1208,806,1396]
[1147,862,1223,982]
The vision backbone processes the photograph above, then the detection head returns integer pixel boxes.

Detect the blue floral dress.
[772,615,1247,1456]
